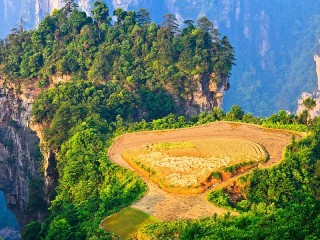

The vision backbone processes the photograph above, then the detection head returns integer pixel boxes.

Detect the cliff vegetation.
[1,1,319,240]
[25,78,319,239]
[0,0,234,118]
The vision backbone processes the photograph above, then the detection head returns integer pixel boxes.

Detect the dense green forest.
[1,1,319,239]
[0,0,234,118]
[24,77,319,239]
[3,1,235,239]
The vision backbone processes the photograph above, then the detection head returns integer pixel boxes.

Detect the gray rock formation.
[296,54,320,118]
[0,86,39,226]
[183,74,229,116]
[0,78,55,228]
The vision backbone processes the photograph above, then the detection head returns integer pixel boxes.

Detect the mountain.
[1,0,320,116]
[1,3,320,238]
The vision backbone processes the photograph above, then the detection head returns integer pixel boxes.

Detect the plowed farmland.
[108,122,303,221]
[122,138,268,193]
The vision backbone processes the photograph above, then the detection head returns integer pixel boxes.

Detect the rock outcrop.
[0,227,20,240]
[0,82,40,227]
[296,92,318,118]
[314,54,320,92]
[184,74,229,116]
[0,78,58,228]
[296,91,320,119]
[296,54,320,118]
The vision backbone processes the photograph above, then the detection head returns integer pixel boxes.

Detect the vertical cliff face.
[35,0,64,26]
[213,0,319,115]
[0,79,55,228]
[182,74,228,116]
[0,85,39,226]
[314,54,320,92]
[296,54,320,118]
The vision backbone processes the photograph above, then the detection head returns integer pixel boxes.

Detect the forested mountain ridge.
[0,1,235,119]
[2,0,320,115]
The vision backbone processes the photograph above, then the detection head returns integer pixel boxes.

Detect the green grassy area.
[100,207,159,239]
[152,141,195,151]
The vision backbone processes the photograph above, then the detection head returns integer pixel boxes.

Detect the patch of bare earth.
[122,138,267,194]
[108,122,302,221]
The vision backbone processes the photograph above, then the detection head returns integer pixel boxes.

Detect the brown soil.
[108,122,303,221]
[122,138,266,194]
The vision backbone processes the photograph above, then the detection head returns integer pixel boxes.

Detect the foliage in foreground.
[142,196,320,239]
[100,207,158,239]
[24,121,146,240]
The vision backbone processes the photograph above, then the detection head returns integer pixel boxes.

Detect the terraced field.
[108,122,303,223]
[122,138,268,193]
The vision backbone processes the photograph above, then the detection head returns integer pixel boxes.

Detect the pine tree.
[92,1,111,40]
[137,8,151,26]
[162,14,179,40]
[62,0,78,16]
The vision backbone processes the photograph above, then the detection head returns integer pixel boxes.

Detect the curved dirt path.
[108,122,303,221]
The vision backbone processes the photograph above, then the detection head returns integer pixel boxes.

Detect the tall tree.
[18,16,25,32]
[218,36,235,75]
[197,16,219,40]
[302,97,316,124]
[303,97,316,110]
[113,8,127,26]
[183,20,195,31]
[137,8,151,26]
[162,14,179,39]
[62,0,78,16]
[92,1,111,40]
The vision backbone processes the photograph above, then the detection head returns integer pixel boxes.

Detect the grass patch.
[224,160,258,174]
[211,171,222,180]
[100,207,159,239]
[208,188,233,208]
[152,141,195,151]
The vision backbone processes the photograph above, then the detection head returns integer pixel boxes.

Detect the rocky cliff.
[0,78,57,228]
[314,54,320,92]
[296,54,320,118]
[183,74,228,116]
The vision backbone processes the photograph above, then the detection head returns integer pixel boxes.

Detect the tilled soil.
[123,138,267,191]
[108,122,302,221]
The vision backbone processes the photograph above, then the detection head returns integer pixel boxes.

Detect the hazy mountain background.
[1,0,320,116]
